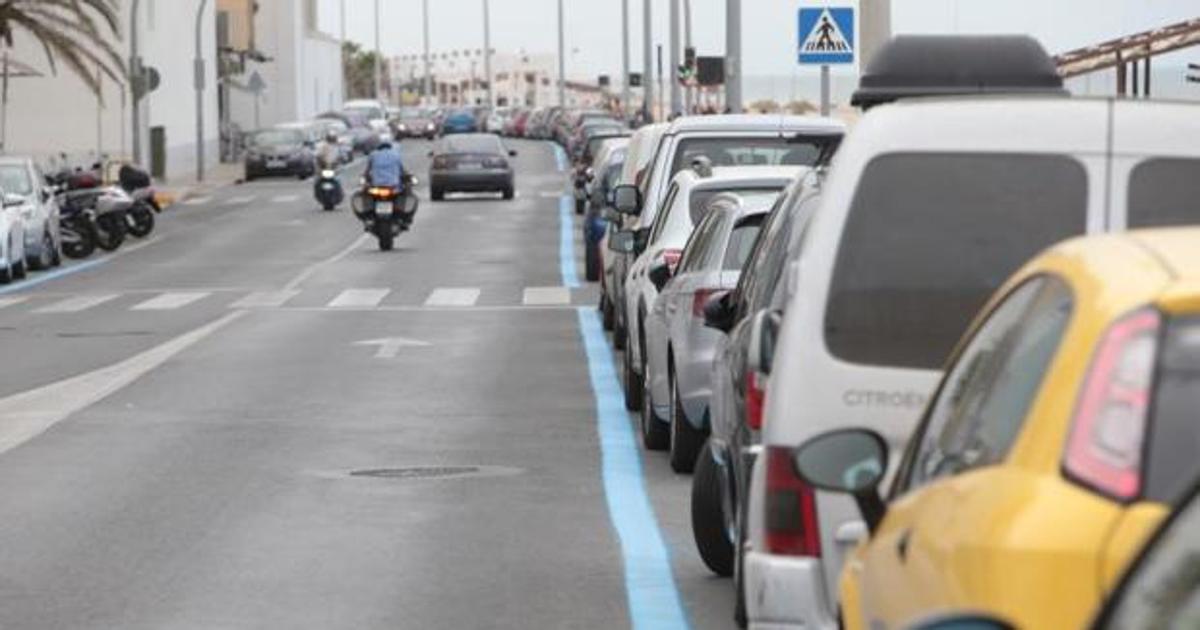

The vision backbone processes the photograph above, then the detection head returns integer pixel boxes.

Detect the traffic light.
[628,72,643,88]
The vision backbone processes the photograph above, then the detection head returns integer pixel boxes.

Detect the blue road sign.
[798,7,855,65]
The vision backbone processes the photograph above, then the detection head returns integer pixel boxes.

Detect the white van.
[741,95,1200,630]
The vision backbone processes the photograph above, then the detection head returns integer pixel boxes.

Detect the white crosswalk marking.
[271,194,300,204]
[424,288,481,307]
[182,196,212,206]
[522,287,571,306]
[230,290,300,309]
[0,296,28,310]
[327,289,390,308]
[224,195,256,206]
[36,294,120,313]
[131,292,210,311]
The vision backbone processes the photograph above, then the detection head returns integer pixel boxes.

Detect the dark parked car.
[428,133,516,201]
[243,127,316,180]
[440,109,479,135]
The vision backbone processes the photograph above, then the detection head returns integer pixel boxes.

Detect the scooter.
[313,166,344,211]
[118,164,159,238]
[352,174,419,251]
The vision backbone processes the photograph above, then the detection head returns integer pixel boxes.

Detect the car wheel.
[601,294,615,331]
[431,188,444,201]
[692,441,735,576]
[640,357,669,451]
[31,231,54,270]
[12,257,26,280]
[502,187,514,200]
[584,242,600,282]
[669,367,706,473]
[622,334,643,411]
[575,198,585,215]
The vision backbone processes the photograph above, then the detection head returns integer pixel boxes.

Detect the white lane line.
[35,294,120,313]
[327,289,391,308]
[0,312,244,455]
[224,195,256,206]
[229,290,300,309]
[271,194,300,204]
[182,196,212,206]
[424,288,481,307]
[283,234,369,291]
[0,296,28,310]
[131,292,210,311]
[522,286,571,306]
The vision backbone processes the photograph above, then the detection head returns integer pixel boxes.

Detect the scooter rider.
[316,131,341,169]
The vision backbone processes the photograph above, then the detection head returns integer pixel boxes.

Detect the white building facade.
[392,51,566,108]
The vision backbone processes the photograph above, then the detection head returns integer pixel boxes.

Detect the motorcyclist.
[316,132,341,169]
[359,140,416,227]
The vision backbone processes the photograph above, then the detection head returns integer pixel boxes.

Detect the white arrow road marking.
[354,337,431,359]
[0,312,244,455]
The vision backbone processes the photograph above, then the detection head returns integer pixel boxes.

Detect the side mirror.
[648,259,672,291]
[906,614,1015,630]
[2,193,24,208]
[608,230,637,254]
[747,309,783,375]
[612,184,642,215]
[508,149,518,157]
[702,291,735,333]
[792,428,890,534]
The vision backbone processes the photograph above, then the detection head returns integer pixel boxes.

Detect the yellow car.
[789,228,1200,630]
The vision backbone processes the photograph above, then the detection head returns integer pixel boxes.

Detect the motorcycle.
[48,168,132,255]
[313,166,344,211]
[118,164,159,238]
[352,174,419,251]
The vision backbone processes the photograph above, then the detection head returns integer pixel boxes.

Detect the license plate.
[267,159,286,169]
[374,201,394,215]
[459,162,482,170]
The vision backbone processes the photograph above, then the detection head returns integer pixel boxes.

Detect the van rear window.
[669,137,821,176]
[1128,158,1200,229]
[825,153,1087,370]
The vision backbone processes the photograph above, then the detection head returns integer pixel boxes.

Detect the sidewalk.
[154,161,244,208]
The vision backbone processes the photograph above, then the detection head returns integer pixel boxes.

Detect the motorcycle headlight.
[321,170,336,178]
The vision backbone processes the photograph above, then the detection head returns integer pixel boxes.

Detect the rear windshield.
[689,188,781,225]
[669,137,822,176]
[825,153,1088,369]
[442,136,501,154]
[1127,158,1200,229]
[723,215,765,271]
[1144,316,1200,505]
[252,130,304,147]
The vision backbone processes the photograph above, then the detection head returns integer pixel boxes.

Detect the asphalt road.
[0,140,735,629]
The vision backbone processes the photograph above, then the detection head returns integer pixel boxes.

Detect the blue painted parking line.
[576,307,691,630]
[0,257,110,296]
[560,195,581,289]
[554,144,568,172]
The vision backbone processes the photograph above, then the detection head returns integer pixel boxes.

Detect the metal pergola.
[1053,18,1200,97]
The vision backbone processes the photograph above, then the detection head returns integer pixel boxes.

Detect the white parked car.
[0,156,60,270]
[743,37,1200,630]
[643,189,774,472]
[611,114,845,414]
[612,165,801,461]
[0,190,27,283]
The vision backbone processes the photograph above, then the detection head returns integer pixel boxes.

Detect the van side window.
[650,183,681,244]
[825,153,1087,370]
[900,277,1073,492]
[1128,158,1200,229]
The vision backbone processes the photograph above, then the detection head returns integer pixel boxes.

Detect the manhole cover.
[346,465,522,480]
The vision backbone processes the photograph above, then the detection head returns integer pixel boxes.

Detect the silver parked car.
[644,190,772,469]
[0,156,60,270]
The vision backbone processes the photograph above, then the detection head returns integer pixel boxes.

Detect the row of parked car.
[573,34,1200,630]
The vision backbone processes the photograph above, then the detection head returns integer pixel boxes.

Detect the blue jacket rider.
[367,142,405,189]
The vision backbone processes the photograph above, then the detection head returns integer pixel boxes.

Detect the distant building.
[391,50,607,109]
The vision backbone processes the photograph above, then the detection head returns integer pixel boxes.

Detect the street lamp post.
[130,0,142,165]
[483,0,493,108]
[373,0,383,101]
[194,0,210,182]
[621,0,630,116]
[423,0,433,104]
[642,0,652,120]
[726,0,742,112]
[669,0,681,115]
[557,0,566,106]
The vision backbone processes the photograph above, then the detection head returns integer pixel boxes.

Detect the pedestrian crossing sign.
[798,7,855,65]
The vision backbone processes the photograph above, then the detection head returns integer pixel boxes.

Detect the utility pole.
[339,0,347,100]
[483,0,493,108]
[683,0,692,113]
[669,0,681,115]
[725,0,742,112]
[621,0,630,116]
[194,0,210,182]
[373,0,383,101]
[423,0,433,105]
[130,0,143,165]
[557,0,566,106]
[642,0,652,120]
[859,0,892,70]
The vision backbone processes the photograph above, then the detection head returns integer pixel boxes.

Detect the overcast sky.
[329,0,1199,79]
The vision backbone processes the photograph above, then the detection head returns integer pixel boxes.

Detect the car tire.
[601,293,615,331]
[641,358,669,451]
[502,187,515,200]
[431,188,444,201]
[669,367,705,473]
[0,262,10,284]
[622,335,643,411]
[30,231,54,270]
[12,258,25,280]
[585,242,600,282]
[575,198,585,215]
[692,441,735,577]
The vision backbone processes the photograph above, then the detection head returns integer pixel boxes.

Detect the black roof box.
[851,35,1068,109]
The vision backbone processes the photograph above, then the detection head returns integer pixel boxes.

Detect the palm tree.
[0,0,124,95]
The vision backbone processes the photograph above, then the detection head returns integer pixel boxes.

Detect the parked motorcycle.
[118,164,159,238]
[352,174,419,251]
[313,166,344,211]
[48,167,132,256]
